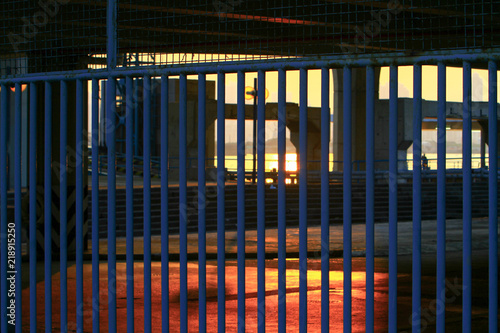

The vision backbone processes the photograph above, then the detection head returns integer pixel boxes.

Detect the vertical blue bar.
[412,65,422,333]
[365,66,375,333]
[488,60,498,333]
[236,71,246,331]
[91,79,100,333]
[160,75,170,333]
[105,10,117,332]
[44,81,53,333]
[125,76,135,333]
[388,65,398,333]
[198,74,207,332]
[14,83,23,333]
[99,81,105,152]
[217,72,226,333]
[343,67,352,333]
[107,77,117,333]
[107,0,117,69]
[179,74,188,333]
[277,68,287,333]
[60,81,68,333]
[320,67,330,333]
[0,84,8,333]
[29,82,37,333]
[299,68,308,333]
[437,62,447,333]
[462,61,472,333]
[257,70,266,333]
[59,81,68,332]
[134,80,139,156]
[76,79,84,333]
[143,76,152,333]
[105,3,118,326]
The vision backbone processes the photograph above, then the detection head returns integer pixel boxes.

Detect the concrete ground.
[20,218,499,332]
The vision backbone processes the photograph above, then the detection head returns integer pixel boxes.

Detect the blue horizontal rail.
[2,48,500,83]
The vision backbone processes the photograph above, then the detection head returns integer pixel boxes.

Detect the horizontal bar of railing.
[2,49,500,83]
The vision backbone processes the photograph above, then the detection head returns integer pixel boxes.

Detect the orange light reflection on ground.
[23,260,391,332]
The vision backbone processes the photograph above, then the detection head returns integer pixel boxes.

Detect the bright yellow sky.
[217,69,330,108]
[378,66,500,103]
[214,65,500,107]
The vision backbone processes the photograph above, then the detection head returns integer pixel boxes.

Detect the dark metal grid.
[0,0,106,75]
[115,0,500,67]
[1,1,499,75]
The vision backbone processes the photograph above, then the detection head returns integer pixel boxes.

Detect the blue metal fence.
[0,6,499,332]
[1,55,498,332]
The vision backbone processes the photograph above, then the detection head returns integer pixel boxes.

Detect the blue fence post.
[14,83,23,333]
[125,76,135,333]
[277,68,287,333]
[179,74,188,332]
[299,67,308,333]
[437,62,447,333]
[257,69,266,333]
[107,0,117,70]
[160,74,170,333]
[143,75,152,333]
[365,66,375,333]
[134,79,139,156]
[29,82,37,333]
[236,70,246,331]
[198,73,207,332]
[76,79,84,333]
[388,65,398,333]
[343,66,352,333]
[488,60,498,333]
[107,76,117,333]
[217,71,226,333]
[91,78,100,333]
[106,0,118,324]
[320,67,330,333]
[44,81,53,333]
[412,64,422,332]
[106,0,117,328]
[179,73,188,333]
[462,61,472,333]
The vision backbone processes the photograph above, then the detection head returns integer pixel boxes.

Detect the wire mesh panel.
[0,0,107,75]
[113,0,500,66]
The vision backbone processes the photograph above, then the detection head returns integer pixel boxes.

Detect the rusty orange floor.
[20,252,496,332]
[19,218,498,332]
